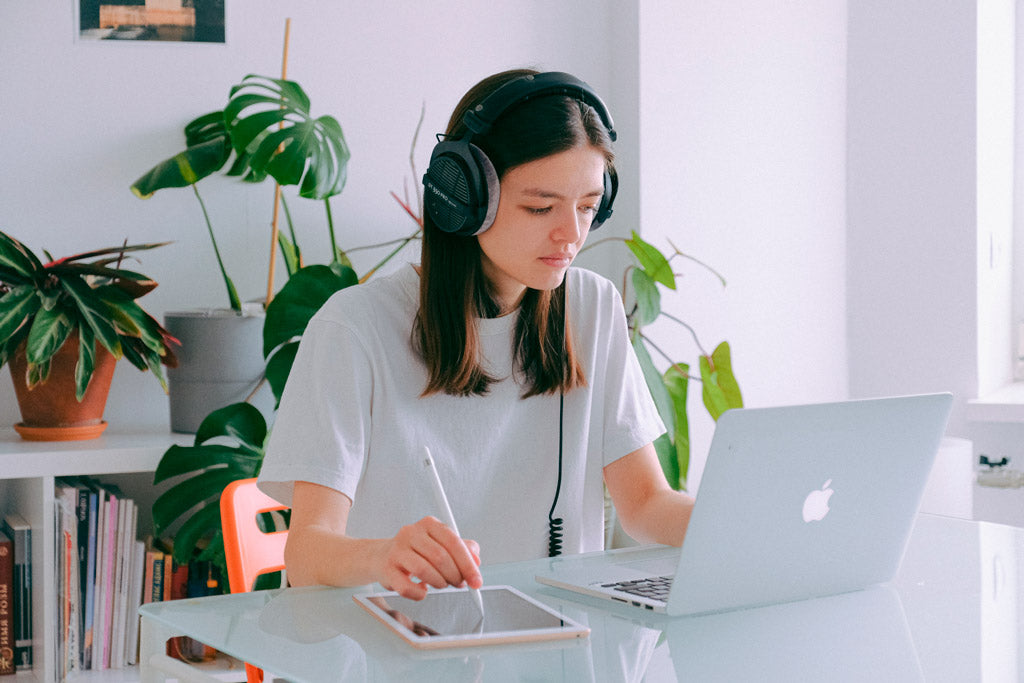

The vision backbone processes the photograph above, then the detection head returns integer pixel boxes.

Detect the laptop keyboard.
[602,575,674,602]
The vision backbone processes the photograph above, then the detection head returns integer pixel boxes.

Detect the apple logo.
[802,479,834,522]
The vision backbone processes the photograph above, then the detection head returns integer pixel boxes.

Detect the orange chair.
[220,477,289,683]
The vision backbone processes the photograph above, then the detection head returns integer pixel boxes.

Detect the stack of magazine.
[54,477,146,679]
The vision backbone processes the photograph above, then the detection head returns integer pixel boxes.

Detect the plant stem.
[667,238,727,287]
[359,229,421,283]
[655,311,709,357]
[640,333,701,383]
[325,197,339,264]
[280,194,301,266]
[192,184,240,311]
[346,233,422,254]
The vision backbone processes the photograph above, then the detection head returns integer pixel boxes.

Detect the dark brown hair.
[416,69,616,398]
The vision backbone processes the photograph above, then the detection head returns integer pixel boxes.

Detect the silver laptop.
[535,393,953,617]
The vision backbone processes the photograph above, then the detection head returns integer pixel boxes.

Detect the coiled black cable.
[547,392,565,557]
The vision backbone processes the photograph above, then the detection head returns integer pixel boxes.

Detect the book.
[145,543,165,604]
[1,514,31,672]
[109,497,128,668]
[111,498,138,668]
[89,486,107,670]
[0,530,14,676]
[80,484,98,670]
[55,483,81,679]
[97,487,118,670]
[125,539,145,666]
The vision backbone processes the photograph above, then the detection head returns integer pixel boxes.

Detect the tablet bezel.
[353,584,590,649]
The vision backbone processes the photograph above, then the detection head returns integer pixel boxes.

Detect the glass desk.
[139,514,1022,682]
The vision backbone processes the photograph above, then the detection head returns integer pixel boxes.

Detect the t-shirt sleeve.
[597,280,666,467]
[257,314,374,507]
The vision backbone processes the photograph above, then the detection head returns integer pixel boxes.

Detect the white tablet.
[353,585,589,649]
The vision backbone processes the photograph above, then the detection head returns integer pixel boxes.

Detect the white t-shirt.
[258,264,664,564]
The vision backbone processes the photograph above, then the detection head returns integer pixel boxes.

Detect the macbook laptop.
[535,393,953,617]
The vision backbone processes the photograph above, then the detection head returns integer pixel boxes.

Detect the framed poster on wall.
[77,0,225,43]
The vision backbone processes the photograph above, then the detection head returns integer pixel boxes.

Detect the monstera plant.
[131,74,352,311]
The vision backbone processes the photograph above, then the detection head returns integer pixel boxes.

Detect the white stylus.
[422,446,485,616]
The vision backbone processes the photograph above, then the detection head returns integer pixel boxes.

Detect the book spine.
[150,551,165,603]
[1,515,31,672]
[0,532,14,676]
[99,493,118,670]
[81,489,97,670]
[125,539,145,666]
[60,487,81,678]
[89,488,106,670]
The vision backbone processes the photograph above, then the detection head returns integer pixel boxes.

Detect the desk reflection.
[253,583,921,682]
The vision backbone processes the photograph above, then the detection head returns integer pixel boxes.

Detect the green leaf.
[264,340,298,408]
[700,341,743,420]
[194,402,268,453]
[277,232,301,278]
[664,363,690,490]
[631,268,661,327]
[154,443,262,484]
[225,75,350,200]
[130,136,231,198]
[0,232,45,279]
[653,433,679,492]
[632,337,675,438]
[152,467,243,535]
[76,326,96,401]
[625,231,676,290]
[59,277,122,358]
[168,502,222,566]
[25,307,72,365]
[0,286,40,344]
[263,265,355,358]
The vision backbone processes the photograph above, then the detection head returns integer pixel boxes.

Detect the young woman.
[257,69,695,600]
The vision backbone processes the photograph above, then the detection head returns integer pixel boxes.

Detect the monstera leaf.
[262,264,357,406]
[224,75,350,200]
[152,402,268,569]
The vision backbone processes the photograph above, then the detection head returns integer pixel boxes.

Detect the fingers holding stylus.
[382,516,483,600]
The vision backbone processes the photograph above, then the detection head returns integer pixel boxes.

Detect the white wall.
[847,1,983,440]
[0,0,625,430]
[638,1,850,490]
[12,4,977,504]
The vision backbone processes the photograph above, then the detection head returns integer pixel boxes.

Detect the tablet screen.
[354,585,588,648]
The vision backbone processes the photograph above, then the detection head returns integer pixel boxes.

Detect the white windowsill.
[967,382,1024,422]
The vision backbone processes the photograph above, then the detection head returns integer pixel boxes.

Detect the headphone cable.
[547,391,565,557]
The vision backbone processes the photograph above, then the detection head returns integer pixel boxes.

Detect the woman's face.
[477,144,607,313]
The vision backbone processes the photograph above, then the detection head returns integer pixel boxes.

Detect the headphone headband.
[462,72,617,142]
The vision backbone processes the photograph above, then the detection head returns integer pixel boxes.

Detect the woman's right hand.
[375,516,482,600]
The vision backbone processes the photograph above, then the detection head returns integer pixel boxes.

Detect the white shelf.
[967,383,1024,423]
[0,429,190,478]
[0,428,201,683]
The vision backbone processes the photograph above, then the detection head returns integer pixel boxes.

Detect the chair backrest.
[220,478,289,594]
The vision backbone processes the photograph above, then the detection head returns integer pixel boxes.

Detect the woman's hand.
[285,481,483,596]
[375,516,482,600]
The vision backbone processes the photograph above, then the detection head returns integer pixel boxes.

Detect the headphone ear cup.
[590,167,617,230]
[422,141,500,236]
[469,145,500,235]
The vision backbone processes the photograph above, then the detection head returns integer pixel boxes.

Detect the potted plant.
[130,73,351,432]
[612,231,743,491]
[0,231,177,440]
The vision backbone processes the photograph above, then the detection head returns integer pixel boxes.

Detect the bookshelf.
[0,428,245,683]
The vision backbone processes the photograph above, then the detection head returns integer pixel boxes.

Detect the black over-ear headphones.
[423,71,618,237]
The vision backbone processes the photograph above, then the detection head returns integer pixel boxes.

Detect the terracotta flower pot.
[8,335,116,441]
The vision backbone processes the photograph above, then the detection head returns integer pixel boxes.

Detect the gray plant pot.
[165,306,273,433]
